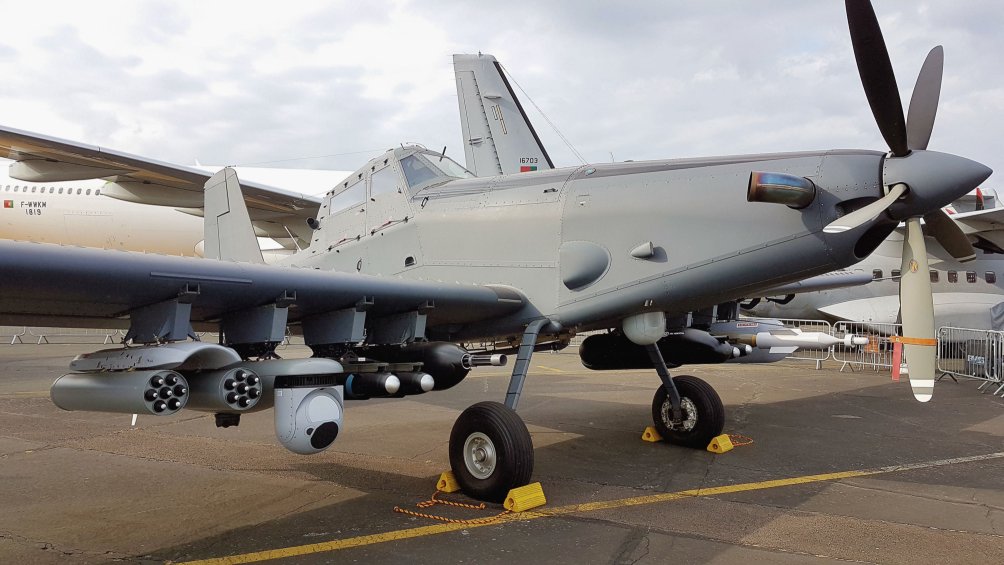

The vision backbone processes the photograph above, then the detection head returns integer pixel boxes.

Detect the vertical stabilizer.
[453,53,554,176]
[204,167,265,264]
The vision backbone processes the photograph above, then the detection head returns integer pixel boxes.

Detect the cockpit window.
[399,152,473,189]
[329,179,365,215]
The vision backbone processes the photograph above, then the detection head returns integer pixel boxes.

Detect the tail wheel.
[652,375,724,449]
[449,401,533,503]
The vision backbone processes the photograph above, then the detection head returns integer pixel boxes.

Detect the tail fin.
[204,167,265,264]
[453,53,554,176]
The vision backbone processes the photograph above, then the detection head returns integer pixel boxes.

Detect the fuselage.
[281,146,896,340]
[0,164,349,255]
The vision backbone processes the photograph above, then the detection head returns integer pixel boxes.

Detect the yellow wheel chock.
[504,481,547,512]
[707,434,734,454]
[641,426,663,442]
[436,471,461,493]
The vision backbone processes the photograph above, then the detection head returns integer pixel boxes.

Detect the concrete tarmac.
[1,343,1002,564]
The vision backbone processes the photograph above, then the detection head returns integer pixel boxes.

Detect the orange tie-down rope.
[394,491,511,525]
[727,434,754,447]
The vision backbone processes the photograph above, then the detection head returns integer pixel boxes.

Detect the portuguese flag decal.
[3,199,13,209]
[519,165,537,173]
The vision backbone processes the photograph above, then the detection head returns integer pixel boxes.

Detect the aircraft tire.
[652,375,724,449]
[449,401,533,503]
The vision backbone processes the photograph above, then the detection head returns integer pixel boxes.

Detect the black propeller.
[826,1,992,401]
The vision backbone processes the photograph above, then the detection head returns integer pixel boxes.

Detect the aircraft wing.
[948,207,1004,253]
[0,125,322,244]
[0,240,525,333]
[753,270,874,297]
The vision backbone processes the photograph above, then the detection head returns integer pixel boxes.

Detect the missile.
[739,329,869,350]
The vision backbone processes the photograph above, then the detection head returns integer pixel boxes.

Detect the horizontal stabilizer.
[204,167,264,264]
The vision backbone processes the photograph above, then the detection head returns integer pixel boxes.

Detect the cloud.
[0,0,998,184]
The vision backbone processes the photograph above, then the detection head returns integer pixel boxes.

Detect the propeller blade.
[907,46,944,151]
[899,218,936,402]
[824,182,907,233]
[923,208,976,262]
[845,0,909,156]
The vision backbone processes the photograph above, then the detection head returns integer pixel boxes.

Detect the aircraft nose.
[884,150,993,219]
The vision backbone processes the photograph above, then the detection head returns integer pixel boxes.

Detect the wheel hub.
[661,397,698,432]
[463,432,497,479]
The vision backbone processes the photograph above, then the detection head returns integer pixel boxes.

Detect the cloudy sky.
[0,0,1000,186]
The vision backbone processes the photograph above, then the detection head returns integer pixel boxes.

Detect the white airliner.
[0,161,349,257]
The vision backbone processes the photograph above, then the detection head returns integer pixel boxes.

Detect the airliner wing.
[0,125,322,244]
[949,207,1004,253]
[0,239,524,333]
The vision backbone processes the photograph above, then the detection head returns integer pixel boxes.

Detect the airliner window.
[966,271,977,283]
[929,270,939,283]
[58,188,63,194]
[948,270,958,283]
[329,179,365,215]
[370,166,398,199]
[872,269,882,280]
[86,189,91,195]
[891,269,901,279]
[987,272,997,284]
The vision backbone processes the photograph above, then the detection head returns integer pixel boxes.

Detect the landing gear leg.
[449,319,548,502]
[646,344,725,448]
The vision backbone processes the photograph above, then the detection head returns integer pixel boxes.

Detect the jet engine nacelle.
[51,370,189,415]
[185,367,263,413]
[579,329,738,370]
[364,342,506,391]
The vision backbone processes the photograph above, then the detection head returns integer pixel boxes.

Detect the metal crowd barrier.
[27,327,124,345]
[1,326,26,344]
[937,326,1004,396]
[831,321,903,372]
[773,318,834,368]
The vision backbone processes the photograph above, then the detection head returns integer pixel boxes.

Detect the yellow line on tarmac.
[176,451,1004,565]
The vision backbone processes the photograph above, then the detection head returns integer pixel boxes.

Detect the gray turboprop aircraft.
[0,1,993,502]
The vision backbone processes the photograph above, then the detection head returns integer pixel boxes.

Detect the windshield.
[400,152,474,189]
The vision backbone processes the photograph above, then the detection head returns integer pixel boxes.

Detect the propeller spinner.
[825,0,992,401]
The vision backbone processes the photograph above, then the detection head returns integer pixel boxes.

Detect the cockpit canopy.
[326,145,473,217]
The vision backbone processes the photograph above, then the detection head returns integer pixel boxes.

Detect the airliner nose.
[884,150,993,220]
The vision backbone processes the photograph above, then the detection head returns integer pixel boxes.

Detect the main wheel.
[449,401,533,503]
[651,375,724,449]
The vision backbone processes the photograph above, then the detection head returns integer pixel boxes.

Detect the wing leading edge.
[0,239,525,336]
[0,124,323,245]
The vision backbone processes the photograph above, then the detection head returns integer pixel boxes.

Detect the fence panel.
[27,327,123,345]
[937,326,1004,395]
[832,321,902,372]
[772,318,833,366]
[0,326,26,344]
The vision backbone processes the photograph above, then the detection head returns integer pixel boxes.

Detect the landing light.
[747,172,816,209]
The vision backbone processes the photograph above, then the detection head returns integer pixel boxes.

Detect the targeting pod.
[185,367,263,413]
[274,375,344,455]
[747,172,817,209]
[51,370,189,415]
